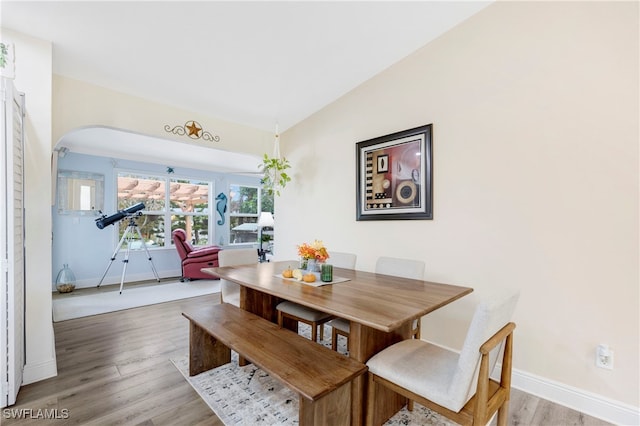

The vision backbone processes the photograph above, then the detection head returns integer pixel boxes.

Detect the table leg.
[238,285,289,366]
[349,321,410,425]
[240,285,281,322]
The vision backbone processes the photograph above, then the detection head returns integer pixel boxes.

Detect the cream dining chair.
[328,256,425,351]
[217,248,258,307]
[365,290,520,426]
[326,251,357,270]
[276,251,357,343]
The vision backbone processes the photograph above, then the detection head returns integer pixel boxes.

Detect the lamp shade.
[257,212,274,227]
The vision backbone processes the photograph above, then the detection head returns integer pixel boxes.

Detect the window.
[228,184,273,244]
[117,172,211,248]
[169,178,210,245]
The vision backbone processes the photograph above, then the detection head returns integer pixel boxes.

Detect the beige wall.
[4,0,638,418]
[53,76,271,156]
[2,29,57,383]
[277,1,639,408]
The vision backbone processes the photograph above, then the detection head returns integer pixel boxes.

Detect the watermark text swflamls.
[3,408,70,420]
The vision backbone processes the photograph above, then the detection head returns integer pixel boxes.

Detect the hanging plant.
[261,153,291,196]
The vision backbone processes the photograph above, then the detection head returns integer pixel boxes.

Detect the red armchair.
[172,229,221,281]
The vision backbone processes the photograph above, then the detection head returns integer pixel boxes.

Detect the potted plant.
[259,232,271,247]
[261,153,291,196]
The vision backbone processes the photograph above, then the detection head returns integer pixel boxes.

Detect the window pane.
[229,185,258,215]
[118,214,164,248]
[230,216,258,244]
[117,174,166,211]
[172,215,209,246]
[262,192,274,213]
[169,179,209,213]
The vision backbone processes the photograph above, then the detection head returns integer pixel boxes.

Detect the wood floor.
[5,289,610,425]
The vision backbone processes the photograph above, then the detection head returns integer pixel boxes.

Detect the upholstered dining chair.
[365,290,520,426]
[328,256,425,351]
[217,248,258,307]
[276,251,357,343]
[326,251,357,269]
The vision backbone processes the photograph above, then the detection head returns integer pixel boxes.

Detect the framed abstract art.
[356,124,433,221]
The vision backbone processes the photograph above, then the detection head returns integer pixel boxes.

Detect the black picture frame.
[356,124,433,221]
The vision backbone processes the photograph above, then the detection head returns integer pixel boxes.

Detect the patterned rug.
[171,323,456,425]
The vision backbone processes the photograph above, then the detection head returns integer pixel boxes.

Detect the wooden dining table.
[203,260,473,425]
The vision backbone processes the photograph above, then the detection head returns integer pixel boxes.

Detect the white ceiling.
[1,1,492,132]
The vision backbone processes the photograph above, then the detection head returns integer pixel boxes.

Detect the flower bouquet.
[297,240,329,272]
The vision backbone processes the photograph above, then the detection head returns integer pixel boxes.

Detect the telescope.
[95,202,145,229]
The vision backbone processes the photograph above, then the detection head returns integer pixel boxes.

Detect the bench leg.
[189,322,231,376]
[299,382,351,426]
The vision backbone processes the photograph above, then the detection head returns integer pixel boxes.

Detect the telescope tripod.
[97,216,160,294]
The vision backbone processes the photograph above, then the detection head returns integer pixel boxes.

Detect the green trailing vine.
[260,153,291,197]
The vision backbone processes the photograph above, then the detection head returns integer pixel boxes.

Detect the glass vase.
[306,259,321,273]
[299,257,308,270]
[56,263,76,293]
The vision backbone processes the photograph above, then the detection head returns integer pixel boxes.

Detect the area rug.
[172,324,456,426]
[53,280,220,322]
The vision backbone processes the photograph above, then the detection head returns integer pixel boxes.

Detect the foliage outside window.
[117,172,211,248]
[229,184,273,244]
[0,43,8,68]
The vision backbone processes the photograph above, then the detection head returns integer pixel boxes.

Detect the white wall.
[276,0,639,419]
[2,29,57,383]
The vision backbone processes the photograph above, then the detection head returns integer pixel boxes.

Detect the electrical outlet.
[596,344,614,370]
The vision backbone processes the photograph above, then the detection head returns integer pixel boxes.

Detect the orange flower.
[297,239,330,262]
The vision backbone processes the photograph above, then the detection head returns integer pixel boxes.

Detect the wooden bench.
[182,303,367,426]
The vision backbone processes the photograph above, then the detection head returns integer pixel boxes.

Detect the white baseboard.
[65,269,182,290]
[22,358,57,385]
[23,326,58,385]
[509,368,640,426]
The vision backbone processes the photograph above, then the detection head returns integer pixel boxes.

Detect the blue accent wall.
[52,152,260,289]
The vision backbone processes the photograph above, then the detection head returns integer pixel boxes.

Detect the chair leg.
[331,328,338,351]
[365,373,377,426]
[319,323,324,341]
[497,400,509,426]
[311,321,318,342]
[277,310,284,328]
[338,330,350,352]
